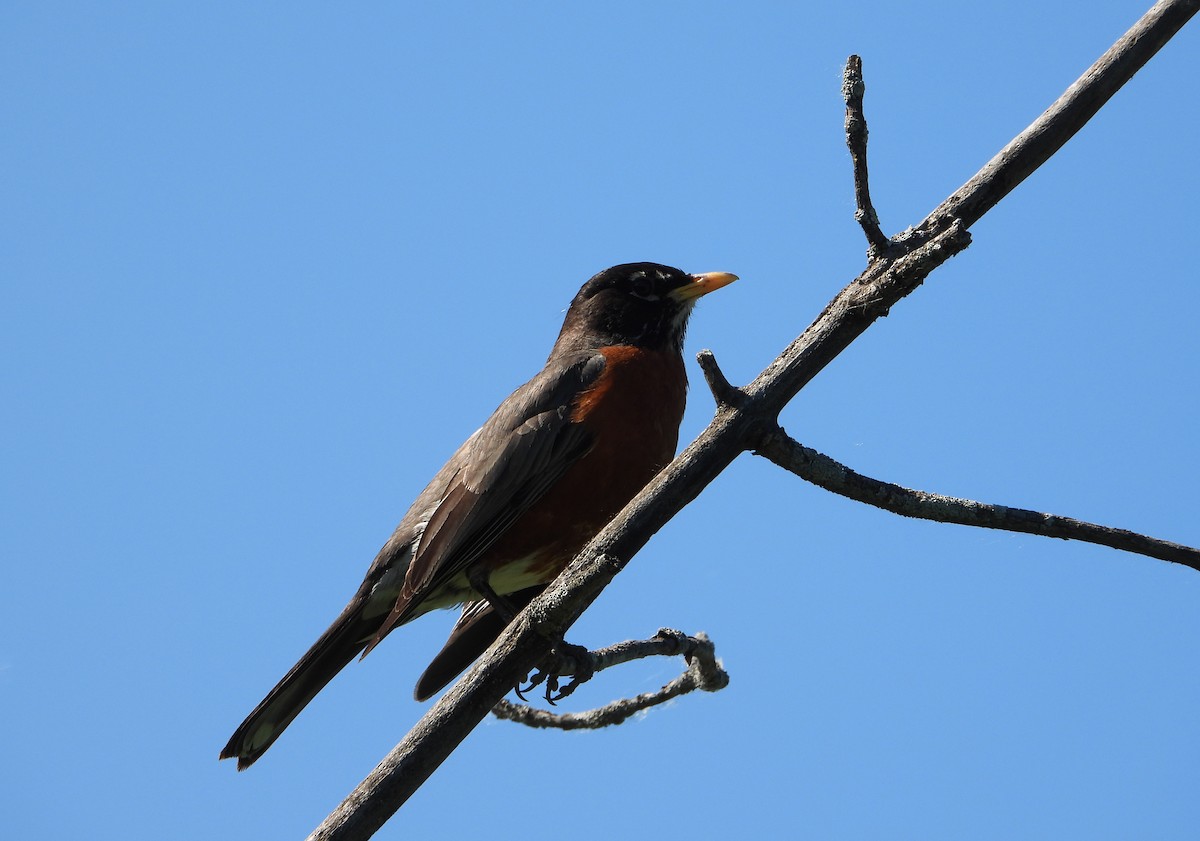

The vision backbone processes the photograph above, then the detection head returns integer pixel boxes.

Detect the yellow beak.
[670,271,739,302]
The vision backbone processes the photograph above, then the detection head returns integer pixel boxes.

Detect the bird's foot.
[518,641,594,704]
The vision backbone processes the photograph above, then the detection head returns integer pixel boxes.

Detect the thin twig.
[754,426,1200,573]
[492,630,728,730]
[697,349,745,408]
[843,55,890,255]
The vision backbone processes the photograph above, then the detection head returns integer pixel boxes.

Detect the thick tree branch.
[754,426,1200,573]
[308,3,1198,838]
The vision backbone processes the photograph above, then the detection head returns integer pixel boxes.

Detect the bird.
[220,262,737,770]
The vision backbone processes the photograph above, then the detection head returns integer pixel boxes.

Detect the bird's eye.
[628,274,658,301]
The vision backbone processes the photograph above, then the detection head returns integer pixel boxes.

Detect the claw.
[510,641,596,704]
[515,668,547,700]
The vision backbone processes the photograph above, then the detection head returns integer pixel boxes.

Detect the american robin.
[220,262,737,770]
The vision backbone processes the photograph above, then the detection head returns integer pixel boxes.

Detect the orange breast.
[483,345,687,579]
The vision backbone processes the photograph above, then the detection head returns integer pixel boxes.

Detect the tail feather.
[412,585,545,701]
[220,599,377,770]
[222,582,546,766]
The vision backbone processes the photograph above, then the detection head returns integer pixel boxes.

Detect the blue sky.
[4,2,1199,838]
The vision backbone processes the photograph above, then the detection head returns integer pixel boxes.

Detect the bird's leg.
[466,566,520,622]
[465,566,541,697]
[464,567,594,702]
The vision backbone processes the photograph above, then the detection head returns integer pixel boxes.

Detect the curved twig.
[492,630,729,730]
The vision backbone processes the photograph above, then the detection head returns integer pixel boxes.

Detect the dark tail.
[220,598,378,770]
[413,585,545,702]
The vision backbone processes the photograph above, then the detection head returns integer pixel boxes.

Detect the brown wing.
[365,351,606,649]
[222,352,605,768]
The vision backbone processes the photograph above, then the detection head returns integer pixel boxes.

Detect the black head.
[550,262,737,356]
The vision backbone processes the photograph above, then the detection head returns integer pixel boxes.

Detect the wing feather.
[369,352,605,643]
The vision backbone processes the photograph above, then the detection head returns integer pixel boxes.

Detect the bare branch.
[843,55,890,255]
[754,426,1200,573]
[307,5,1199,838]
[492,630,728,730]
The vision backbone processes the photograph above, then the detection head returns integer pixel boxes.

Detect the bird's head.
[552,262,737,355]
